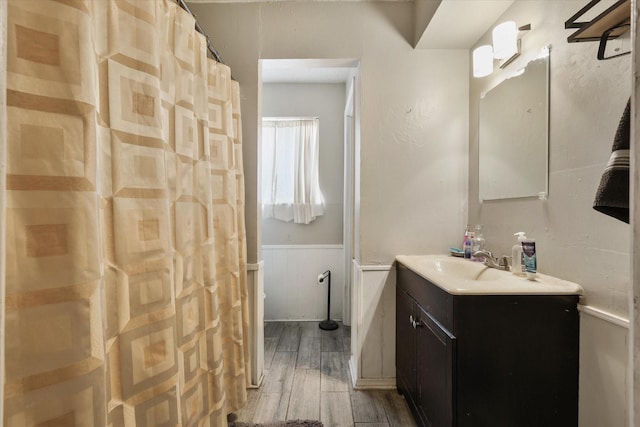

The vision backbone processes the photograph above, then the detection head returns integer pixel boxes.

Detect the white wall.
[262,83,345,245]
[188,1,470,266]
[468,2,631,426]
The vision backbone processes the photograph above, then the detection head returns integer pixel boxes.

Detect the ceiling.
[262,67,352,84]
[195,1,517,83]
[415,0,515,49]
[261,59,359,84]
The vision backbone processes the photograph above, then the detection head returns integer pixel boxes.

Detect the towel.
[593,98,630,223]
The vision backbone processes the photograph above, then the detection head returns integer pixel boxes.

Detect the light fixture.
[492,21,518,60]
[472,22,531,78]
[473,45,494,78]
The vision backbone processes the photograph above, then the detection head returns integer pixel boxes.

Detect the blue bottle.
[464,231,474,259]
[522,238,537,280]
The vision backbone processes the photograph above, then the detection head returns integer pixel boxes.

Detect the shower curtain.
[4,0,249,425]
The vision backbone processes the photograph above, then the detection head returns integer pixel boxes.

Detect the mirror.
[479,48,549,201]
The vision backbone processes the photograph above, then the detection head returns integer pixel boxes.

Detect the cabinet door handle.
[409,315,422,329]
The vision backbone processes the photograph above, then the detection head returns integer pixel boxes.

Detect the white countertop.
[396,254,584,296]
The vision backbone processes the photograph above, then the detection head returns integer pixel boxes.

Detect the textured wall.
[262,83,345,245]
[188,1,470,265]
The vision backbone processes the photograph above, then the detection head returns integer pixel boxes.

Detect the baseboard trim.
[247,373,264,389]
[352,377,396,390]
[349,344,396,390]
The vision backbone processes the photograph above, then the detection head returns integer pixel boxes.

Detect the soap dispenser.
[512,232,526,276]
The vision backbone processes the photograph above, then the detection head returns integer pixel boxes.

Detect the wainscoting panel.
[349,260,396,389]
[578,305,628,427]
[262,245,344,321]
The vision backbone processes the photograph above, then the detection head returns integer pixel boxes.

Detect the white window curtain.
[262,118,325,224]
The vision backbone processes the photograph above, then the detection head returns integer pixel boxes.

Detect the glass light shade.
[473,45,494,78]
[492,21,518,60]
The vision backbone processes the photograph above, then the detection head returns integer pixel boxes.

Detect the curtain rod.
[175,0,225,65]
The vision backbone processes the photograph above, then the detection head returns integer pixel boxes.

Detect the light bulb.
[473,45,493,78]
[492,21,518,60]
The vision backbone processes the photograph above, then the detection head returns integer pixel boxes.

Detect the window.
[261,117,325,224]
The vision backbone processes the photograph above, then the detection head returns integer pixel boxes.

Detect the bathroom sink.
[396,254,583,295]
[404,255,486,280]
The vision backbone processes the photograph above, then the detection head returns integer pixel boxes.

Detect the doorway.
[259,59,360,328]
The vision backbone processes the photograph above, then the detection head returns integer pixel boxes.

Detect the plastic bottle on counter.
[462,225,470,250]
[511,232,526,276]
[471,225,485,261]
[464,231,474,259]
[522,237,537,280]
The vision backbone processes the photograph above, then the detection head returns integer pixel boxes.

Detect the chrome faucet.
[472,250,511,271]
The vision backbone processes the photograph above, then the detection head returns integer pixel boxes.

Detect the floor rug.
[231,420,323,427]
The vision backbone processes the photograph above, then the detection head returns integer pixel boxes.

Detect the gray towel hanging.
[593,98,630,223]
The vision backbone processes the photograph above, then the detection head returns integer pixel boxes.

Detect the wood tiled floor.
[231,321,417,427]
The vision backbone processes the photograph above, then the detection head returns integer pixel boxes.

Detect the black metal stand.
[318,270,338,331]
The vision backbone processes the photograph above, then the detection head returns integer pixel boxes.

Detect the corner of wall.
[247,261,265,387]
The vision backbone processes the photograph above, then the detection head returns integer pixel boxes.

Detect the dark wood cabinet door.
[454,295,579,427]
[396,288,417,400]
[416,305,455,427]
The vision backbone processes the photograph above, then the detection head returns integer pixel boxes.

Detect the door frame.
[343,75,356,325]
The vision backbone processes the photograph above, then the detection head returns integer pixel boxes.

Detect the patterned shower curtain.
[4,0,249,425]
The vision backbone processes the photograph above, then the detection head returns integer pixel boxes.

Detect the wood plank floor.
[231,321,417,427]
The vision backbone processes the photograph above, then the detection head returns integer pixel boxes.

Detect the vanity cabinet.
[396,262,580,427]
